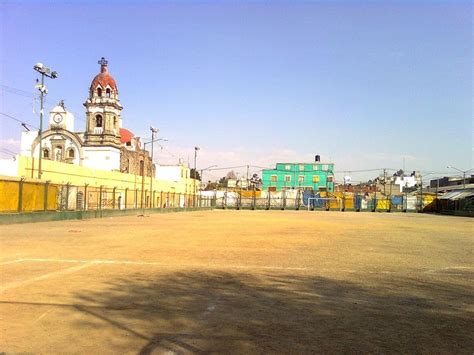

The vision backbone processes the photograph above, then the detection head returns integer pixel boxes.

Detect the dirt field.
[0,210,472,354]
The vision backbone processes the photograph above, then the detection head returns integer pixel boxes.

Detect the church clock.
[53,113,63,124]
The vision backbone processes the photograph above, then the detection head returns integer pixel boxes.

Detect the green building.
[262,162,335,192]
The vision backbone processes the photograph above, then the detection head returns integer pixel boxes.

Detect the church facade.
[20,58,154,177]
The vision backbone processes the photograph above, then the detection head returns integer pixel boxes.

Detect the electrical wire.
[0,112,38,129]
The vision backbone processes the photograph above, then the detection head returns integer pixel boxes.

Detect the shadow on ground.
[70,270,473,354]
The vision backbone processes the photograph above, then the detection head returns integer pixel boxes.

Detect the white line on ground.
[35,310,52,323]
[0,262,93,293]
[0,259,25,265]
[16,258,309,271]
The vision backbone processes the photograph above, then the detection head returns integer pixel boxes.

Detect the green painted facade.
[262,163,335,192]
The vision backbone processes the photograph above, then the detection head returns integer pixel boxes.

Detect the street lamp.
[34,62,58,179]
[143,129,168,208]
[148,126,158,208]
[194,146,200,207]
[446,166,473,190]
[200,165,217,190]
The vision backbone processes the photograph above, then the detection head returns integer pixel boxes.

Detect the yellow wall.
[0,180,19,212]
[17,156,196,195]
[0,178,58,212]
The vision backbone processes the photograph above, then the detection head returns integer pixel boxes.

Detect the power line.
[1,84,86,122]
[0,112,38,129]
[0,148,18,156]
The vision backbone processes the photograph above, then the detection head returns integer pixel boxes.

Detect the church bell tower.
[83,57,122,148]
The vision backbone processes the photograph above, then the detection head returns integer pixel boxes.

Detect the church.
[20,58,154,177]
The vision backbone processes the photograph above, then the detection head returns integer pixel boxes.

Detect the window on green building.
[299,165,304,171]
[327,176,334,182]
[285,175,291,182]
[312,175,320,183]
[298,175,304,183]
[313,164,319,170]
[322,164,328,171]
[285,165,291,170]
[270,175,277,182]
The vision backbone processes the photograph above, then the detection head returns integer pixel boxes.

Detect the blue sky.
[0,1,472,182]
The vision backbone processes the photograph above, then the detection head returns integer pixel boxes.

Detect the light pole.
[200,165,217,191]
[446,166,473,190]
[194,146,200,207]
[143,132,168,208]
[149,126,158,208]
[33,63,58,179]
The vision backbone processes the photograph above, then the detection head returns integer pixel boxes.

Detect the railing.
[0,178,214,213]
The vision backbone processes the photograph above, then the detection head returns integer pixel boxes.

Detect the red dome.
[90,58,117,91]
[120,128,134,144]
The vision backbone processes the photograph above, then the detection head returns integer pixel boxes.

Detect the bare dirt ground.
[0,210,472,354]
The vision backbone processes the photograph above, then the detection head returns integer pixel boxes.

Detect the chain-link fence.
[200,188,440,213]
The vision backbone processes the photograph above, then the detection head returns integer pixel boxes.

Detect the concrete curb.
[0,207,214,225]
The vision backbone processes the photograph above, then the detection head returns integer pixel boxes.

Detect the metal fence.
[201,189,439,213]
[1,178,214,213]
[3,178,471,215]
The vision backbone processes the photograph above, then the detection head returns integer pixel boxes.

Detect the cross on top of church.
[98,57,108,66]
[98,57,108,73]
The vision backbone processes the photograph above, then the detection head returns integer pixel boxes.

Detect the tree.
[226,170,237,180]
[190,168,201,181]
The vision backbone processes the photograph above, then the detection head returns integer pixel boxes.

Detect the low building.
[262,160,334,192]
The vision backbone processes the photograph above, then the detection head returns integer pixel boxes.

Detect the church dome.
[90,57,118,92]
[120,128,134,144]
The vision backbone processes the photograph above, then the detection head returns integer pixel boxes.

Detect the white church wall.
[20,131,38,157]
[83,147,121,171]
[0,158,19,177]
[31,135,82,166]
[155,165,182,182]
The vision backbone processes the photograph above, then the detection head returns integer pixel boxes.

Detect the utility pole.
[33,63,58,179]
[149,127,159,208]
[383,168,387,195]
[419,174,423,213]
[342,173,346,211]
[194,146,200,207]
[246,165,249,191]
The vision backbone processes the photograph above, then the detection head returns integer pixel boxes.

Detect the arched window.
[106,88,111,98]
[97,88,102,97]
[96,115,103,127]
[68,148,75,159]
[43,148,49,158]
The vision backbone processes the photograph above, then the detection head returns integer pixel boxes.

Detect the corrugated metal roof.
[439,191,474,200]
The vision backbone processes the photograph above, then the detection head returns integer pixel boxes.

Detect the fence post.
[65,183,70,211]
[99,186,103,210]
[124,188,128,209]
[372,189,377,212]
[419,178,423,213]
[282,189,286,210]
[44,180,49,211]
[252,186,256,210]
[18,178,25,213]
[84,184,88,211]
[267,191,271,210]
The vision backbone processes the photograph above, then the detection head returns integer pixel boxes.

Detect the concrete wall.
[0,177,58,212]
[16,155,196,195]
